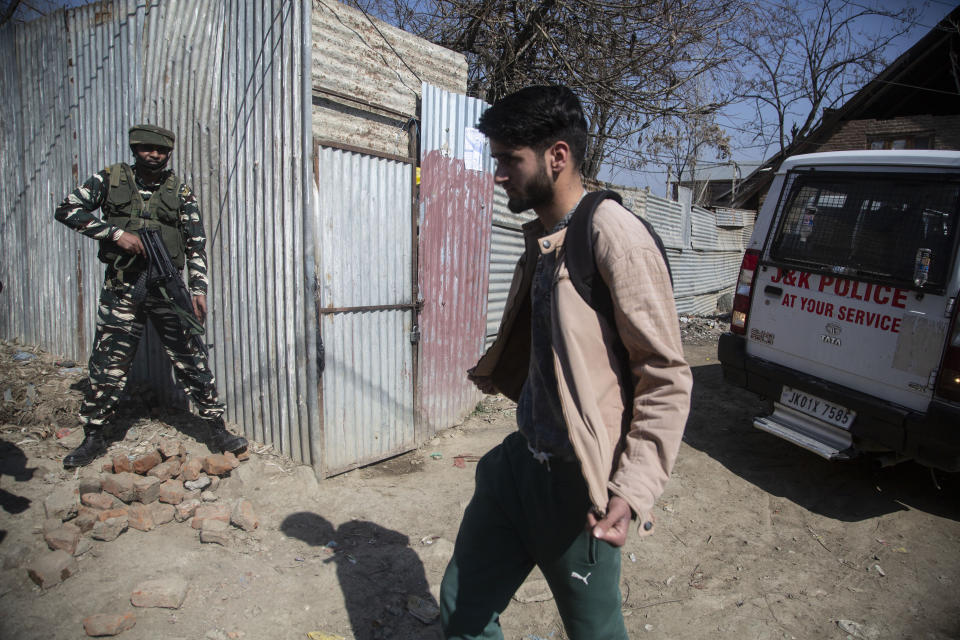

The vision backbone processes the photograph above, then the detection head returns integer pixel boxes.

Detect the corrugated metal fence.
[418,84,495,435]
[0,0,317,463]
[485,183,756,343]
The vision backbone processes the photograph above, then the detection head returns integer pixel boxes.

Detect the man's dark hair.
[477,85,588,169]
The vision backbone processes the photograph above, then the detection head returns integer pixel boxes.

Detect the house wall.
[311,0,467,157]
[819,115,960,151]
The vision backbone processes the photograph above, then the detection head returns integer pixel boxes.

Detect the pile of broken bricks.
[31,436,260,600]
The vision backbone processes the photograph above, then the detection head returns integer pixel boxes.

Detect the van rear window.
[769,171,960,291]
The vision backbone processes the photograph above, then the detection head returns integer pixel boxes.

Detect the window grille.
[770,171,960,291]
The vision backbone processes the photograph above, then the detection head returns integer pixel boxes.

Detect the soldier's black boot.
[63,430,106,469]
[206,417,247,453]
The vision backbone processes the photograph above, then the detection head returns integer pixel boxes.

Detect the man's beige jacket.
[471,198,693,537]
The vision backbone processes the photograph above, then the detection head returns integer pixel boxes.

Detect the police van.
[718,151,960,470]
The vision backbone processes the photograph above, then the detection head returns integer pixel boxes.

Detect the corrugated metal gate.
[418,84,495,434]
[313,143,418,475]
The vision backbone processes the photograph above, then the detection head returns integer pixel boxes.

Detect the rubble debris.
[202,454,234,476]
[230,499,259,532]
[158,479,186,505]
[199,520,233,546]
[27,550,79,588]
[45,522,82,554]
[81,612,136,637]
[184,475,212,491]
[126,504,155,532]
[102,473,138,503]
[191,504,231,530]
[678,314,728,346]
[130,578,189,609]
[91,516,129,542]
[43,483,79,520]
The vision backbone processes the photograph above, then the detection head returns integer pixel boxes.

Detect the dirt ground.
[1,317,959,640]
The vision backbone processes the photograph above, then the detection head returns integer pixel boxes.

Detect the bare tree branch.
[366,0,742,179]
[729,0,917,157]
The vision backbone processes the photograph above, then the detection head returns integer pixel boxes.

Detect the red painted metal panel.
[418,150,495,435]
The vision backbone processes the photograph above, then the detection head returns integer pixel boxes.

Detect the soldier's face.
[133,144,171,170]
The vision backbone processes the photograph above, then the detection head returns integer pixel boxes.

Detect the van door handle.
[764,285,783,297]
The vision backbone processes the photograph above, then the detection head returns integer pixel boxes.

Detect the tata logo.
[825,323,842,336]
[750,328,775,344]
[820,335,841,346]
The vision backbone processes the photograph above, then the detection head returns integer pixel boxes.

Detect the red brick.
[158,479,185,505]
[133,476,161,504]
[131,450,162,475]
[223,451,240,469]
[126,503,155,532]
[101,461,114,473]
[81,492,116,510]
[179,456,204,482]
[91,516,128,542]
[97,507,129,522]
[130,578,188,609]
[27,550,78,588]
[78,475,102,496]
[148,502,175,526]
[45,522,82,554]
[101,472,138,503]
[230,499,259,532]
[235,450,250,461]
[202,454,233,476]
[158,438,185,459]
[74,507,100,533]
[147,459,181,482]
[199,519,232,546]
[43,484,80,521]
[175,499,201,522]
[111,455,132,474]
[82,612,136,637]
[190,503,231,530]
[43,518,63,534]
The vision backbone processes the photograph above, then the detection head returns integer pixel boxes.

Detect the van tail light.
[730,249,760,335]
[935,298,960,402]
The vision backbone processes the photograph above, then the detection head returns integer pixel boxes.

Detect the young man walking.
[55,124,247,468]
[440,86,693,639]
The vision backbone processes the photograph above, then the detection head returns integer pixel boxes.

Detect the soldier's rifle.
[135,228,208,355]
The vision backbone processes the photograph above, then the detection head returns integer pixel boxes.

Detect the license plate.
[780,386,856,429]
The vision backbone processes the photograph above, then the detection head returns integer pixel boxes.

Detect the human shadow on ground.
[281,512,442,640]
[0,439,35,544]
[683,362,960,523]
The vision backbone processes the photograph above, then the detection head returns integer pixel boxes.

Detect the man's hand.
[192,295,207,324]
[116,231,145,256]
[587,496,632,548]
[467,367,495,394]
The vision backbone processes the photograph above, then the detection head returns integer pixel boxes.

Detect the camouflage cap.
[129,124,175,149]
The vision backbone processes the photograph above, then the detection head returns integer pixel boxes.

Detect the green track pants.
[440,432,628,640]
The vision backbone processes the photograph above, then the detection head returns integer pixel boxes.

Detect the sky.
[600,0,959,196]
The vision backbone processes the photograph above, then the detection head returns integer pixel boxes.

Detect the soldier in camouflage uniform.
[55,124,247,468]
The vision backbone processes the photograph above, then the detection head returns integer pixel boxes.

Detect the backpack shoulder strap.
[565,190,619,320]
[565,189,674,323]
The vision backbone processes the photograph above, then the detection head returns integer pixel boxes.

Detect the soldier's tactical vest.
[97,163,186,269]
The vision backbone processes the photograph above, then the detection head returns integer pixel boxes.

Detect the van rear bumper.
[718,332,960,472]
